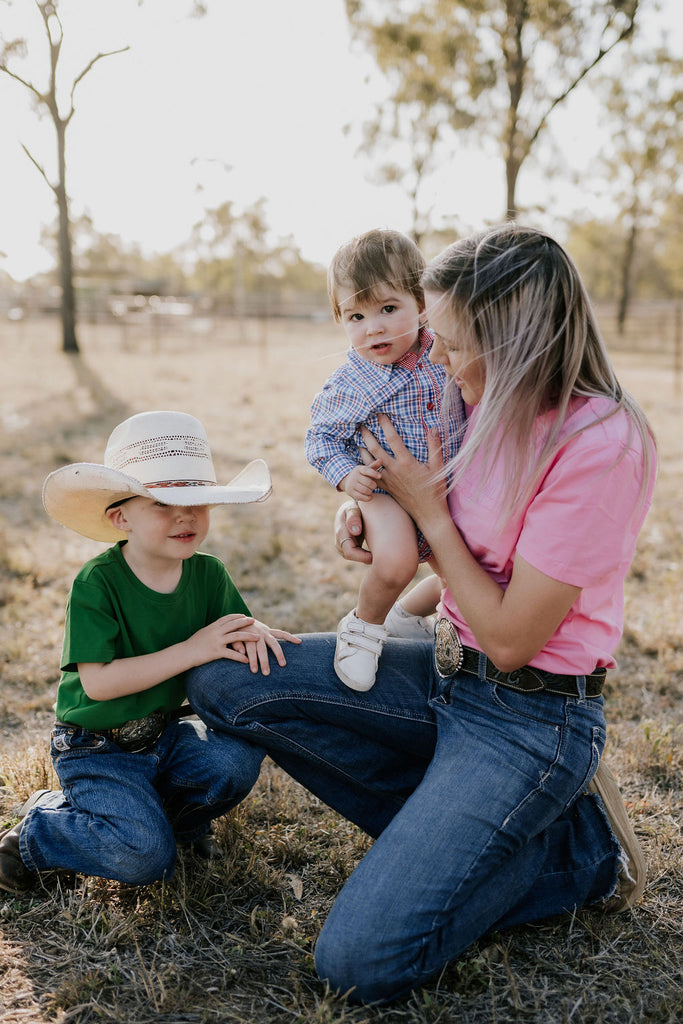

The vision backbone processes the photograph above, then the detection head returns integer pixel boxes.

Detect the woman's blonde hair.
[422,222,655,511]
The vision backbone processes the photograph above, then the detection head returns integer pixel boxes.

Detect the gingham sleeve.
[305,373,376,487]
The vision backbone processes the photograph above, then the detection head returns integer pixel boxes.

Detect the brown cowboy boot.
[0,820,34,894]
[0,790,55,894]
[588,761,646,913]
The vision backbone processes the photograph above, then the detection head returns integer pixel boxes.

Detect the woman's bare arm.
[359,415,580,671]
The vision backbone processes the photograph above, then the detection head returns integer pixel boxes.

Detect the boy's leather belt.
[104,704,195,752]
[434,618,605,698]
[53,705,195,754]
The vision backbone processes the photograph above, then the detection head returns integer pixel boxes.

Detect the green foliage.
[567,188,683,303]
[583,47,683,322]
[657,192,683,296]
[567,219,625,300]
[36,200,328,312]
[596,49,682,209]
[185,198,327,310]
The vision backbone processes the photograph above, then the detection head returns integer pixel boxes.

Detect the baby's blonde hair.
[422,223,655,511]
[328,229,425,321]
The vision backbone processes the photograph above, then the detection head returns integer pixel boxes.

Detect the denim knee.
[220,741,264,798]
[315,919,410,1005]
[105,830,177,887]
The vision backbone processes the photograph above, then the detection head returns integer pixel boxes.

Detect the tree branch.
[69,47,130,114]
[21,142,56,195]
[0,62,44,104]
[527,7,639,151]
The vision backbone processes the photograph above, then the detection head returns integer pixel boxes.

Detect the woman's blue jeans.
[21,717,264,886]
[187,634,621,1004]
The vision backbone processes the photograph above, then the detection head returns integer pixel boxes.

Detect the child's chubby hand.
[185,613,263,666]
[341,459,384,501]
[232,620,302,675]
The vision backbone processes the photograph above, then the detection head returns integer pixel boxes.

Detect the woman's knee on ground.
[314,911,415,1005]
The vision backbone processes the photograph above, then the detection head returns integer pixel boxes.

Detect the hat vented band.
[145,479,217,488]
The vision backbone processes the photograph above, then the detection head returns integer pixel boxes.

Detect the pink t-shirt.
[439,396,656,674]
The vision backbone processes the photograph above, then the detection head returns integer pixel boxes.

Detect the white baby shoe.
[384,601,436,641]
[334,609,388,692]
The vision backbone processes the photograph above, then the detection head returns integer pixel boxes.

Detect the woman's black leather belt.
[434,618,605,698]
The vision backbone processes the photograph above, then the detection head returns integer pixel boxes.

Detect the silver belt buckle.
[434,618,464,678]
[114,710,167,752]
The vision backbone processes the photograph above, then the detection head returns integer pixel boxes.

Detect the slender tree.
[345,0,640,223]
[593,50,682,332]
[0,1,128,352]
[354,52,474,245]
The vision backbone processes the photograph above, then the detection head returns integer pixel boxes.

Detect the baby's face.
[337,285,424,366]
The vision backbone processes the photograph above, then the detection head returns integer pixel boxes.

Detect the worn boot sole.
[0,821,34,894]
[0,790,55,894]
[588,761,646,913]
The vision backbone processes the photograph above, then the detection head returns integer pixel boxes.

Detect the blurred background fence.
[2,300,681,369]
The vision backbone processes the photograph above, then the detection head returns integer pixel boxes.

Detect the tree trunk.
[503,0,526,221]
[617,219,638,336]
[505,156,521,221]
[56,119,78,353]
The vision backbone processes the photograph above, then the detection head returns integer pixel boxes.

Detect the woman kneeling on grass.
[187,223,657,1004]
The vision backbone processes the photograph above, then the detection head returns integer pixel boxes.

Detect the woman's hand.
[360,414,450,531]
[334,501,373,564]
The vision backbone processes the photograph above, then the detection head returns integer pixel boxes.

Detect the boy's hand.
[240,620,302,675]
[186,614,261,666]
[341,460,384,501]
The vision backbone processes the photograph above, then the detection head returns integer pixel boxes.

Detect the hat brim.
[43,459,272,542]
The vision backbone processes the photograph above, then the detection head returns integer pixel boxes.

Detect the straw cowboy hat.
[43,410,272,542]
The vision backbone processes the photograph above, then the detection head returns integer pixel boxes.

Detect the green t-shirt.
[56,542,250,730]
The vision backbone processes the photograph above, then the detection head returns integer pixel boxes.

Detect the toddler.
[305,229,465,691]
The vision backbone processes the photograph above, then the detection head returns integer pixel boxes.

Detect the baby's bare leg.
[399,571,443,618]
[356,494,419,625]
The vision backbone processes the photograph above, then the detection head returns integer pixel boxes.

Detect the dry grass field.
[0,314,681,1023]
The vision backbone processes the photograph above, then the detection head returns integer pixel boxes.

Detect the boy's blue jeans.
[187,634,621,1004]
[20,717,264,886]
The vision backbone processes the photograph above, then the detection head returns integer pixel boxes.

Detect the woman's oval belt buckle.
[434,618,464,678]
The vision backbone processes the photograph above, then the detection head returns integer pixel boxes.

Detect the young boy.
[0,410,299,894]
[305,229,465,692]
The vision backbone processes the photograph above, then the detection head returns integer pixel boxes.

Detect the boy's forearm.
[78,641,196,702]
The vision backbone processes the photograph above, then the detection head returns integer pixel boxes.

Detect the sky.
[0,0,679,282]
